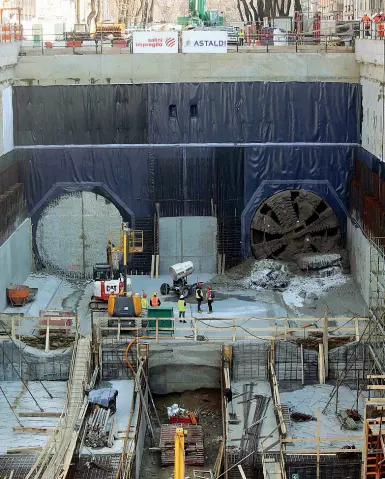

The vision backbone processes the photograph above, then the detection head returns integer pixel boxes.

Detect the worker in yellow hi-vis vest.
[178,295,187,323]
[239,29,245,46]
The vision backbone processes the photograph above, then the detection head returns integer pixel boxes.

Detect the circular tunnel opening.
[36,191,123,276]
[250,190,341,260]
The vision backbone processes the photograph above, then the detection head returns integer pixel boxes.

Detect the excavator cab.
[93,264,113,281]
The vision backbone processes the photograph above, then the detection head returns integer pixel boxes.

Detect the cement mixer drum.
[169,261,195,281]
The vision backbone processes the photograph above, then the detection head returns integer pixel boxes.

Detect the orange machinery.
[0,8,22,41]
[91,21,125,40]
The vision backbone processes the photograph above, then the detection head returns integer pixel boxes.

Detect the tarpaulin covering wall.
[13,85,148,145]
[15,144,355,262]
[13,82,361,145]
[11,81,362,266]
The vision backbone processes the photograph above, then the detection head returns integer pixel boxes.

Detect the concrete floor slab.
[81,379,137,456]
[8,269,367,342]
[280,383,364,450]
[0,380,66,454]
[228,380,279,453]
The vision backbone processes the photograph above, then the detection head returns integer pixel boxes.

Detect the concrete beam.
[0,42,19,70]
[11,53,360,85]
[355,39,384,66]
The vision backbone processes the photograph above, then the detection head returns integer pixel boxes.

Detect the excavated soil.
[139,388,223,479]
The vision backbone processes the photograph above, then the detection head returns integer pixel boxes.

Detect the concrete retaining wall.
[0,339,73,381]
[0,42,19,70]
[0,218,31,312]
[347,218,370,306]
[159,217,217,275]
[148,343,221,394]
[355,39,385,160]
[11,53,360,85]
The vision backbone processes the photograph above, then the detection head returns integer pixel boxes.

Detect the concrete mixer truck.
[160,261,198,298]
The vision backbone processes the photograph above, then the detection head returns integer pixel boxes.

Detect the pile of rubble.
[244,253,345,292]
[213,253,348,299]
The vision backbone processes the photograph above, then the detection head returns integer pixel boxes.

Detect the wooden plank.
[368,385,385,390]
[284,449,362,454]
[318,344,325,385]
[19,411,62,418]
[367,375,385,379]
[155,255,160,279]
[13,427,54,434]
[7,447,43,454]
[282,436,363,443]
[316,408,321,479]
[151,255,155,279]
[323,307,329,380]
[300,344,305,386]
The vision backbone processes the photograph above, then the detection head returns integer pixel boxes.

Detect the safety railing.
[12,28,354,55]
[98,315,368,342]
[358,21,385,39]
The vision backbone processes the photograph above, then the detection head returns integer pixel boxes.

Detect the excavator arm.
[174,427,185,479]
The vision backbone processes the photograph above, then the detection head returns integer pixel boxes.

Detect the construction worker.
[379,13,385,38]
[206,285,215,314]
[239,28,245,46]
[374,12,385,38]
[141,292,148,310]
[196,283,203,313]
[361,13,371,36]
[178,295,187,323]
[150,292,161,307]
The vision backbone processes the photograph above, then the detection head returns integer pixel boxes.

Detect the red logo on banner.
[165,37,176,47]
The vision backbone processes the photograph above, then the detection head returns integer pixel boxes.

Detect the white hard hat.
[381,11,384,14]
[180,295,184,299]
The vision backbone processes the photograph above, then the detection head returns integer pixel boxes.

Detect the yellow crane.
[174,427,186,479]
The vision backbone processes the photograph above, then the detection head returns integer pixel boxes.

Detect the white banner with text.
[133,32,178,53]
[182,31,228,53]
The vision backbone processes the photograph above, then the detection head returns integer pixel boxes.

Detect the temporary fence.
[7,27,355,54]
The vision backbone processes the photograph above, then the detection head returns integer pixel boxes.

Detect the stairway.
[366,419,385,479]
[262,454,284,479]
[26,337,91,479]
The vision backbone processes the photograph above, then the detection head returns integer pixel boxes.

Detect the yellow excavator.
[174,428,186,479]
[107,222,143,318]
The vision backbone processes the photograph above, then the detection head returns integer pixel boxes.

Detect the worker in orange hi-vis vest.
[361,13,371,36]
[374,12,385,38]
[150,292,161,307]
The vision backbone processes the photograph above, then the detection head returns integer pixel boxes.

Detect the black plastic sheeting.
[15,144,355,260]
[13,82,361,145]
[13,85,148,145]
